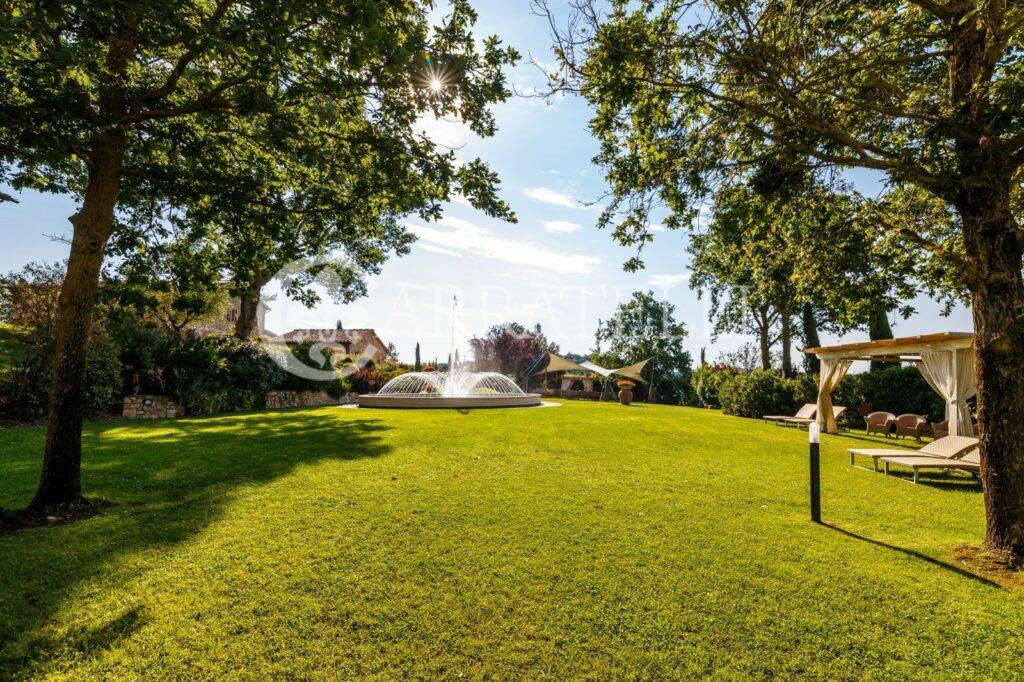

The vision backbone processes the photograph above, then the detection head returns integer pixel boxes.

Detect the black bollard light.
[809,421,821,523]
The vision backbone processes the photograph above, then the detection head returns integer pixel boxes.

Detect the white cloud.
[523,186,580,209]
[419,243,460,257]
[650,224,668,233]
[409,216,600,274]
[648,273,690,289]
[542,220,582,234]
[416,113,472,149]
[449,193,473,208]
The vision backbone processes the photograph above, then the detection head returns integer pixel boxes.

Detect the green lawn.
[1,401,1021,679]
[0,323,29,368]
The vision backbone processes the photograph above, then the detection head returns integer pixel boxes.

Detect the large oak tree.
[539,0,1024,563]
[0,0,516,509]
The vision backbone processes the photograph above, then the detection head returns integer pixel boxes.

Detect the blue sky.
[0,0,971,366]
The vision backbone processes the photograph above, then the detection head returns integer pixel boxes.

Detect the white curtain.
[560,378,572,391]
[918,348,977,436]
[817,358,853,433]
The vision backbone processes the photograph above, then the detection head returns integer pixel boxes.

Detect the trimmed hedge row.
[693,364,946,427]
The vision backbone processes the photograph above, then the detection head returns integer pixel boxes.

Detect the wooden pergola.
[804,332,976,435]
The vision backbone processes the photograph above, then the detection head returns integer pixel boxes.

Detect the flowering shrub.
[349,367,392,393]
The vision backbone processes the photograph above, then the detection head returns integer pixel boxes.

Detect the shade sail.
[612,358,651,383]
[579,360,614,377]
[535,353,652,383]
[535,352,590,374]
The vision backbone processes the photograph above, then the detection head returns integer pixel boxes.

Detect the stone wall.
[122,391,360,419]
[265,390,360,409]
[122,394,184,419]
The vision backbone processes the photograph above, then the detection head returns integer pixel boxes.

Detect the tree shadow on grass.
[875,468,983,493]
[0,409,391,677]
[828,431,923,448]
[823,523,1004,590]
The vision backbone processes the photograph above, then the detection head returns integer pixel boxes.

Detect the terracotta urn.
[618,388,633,405]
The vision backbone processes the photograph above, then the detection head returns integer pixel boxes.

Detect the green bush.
[718,370,796,419]
[167,336,282,415]
[789,372,819,408]
[834,366,946,429]
[271,341,358,397]
[0,327,123,421]
[83,331,125,413]
[691,365,740,408]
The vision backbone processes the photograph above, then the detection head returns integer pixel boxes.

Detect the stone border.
[356,393,543,409]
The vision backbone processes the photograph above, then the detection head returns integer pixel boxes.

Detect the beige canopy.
[536,353,650,383]
[538,352,590,374]
[804,332,976,435]
[611,358,652,383]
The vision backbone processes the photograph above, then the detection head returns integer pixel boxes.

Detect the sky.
[0,0,972,367]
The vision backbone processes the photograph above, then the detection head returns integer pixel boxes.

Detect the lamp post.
[809,421,821,523]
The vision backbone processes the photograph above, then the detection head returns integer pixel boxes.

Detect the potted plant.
[616,379,635,405]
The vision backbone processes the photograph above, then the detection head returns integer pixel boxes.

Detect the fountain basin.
[357,393,542,409]
[356,371,541,409]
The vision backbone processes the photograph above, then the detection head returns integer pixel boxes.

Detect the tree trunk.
[647,360,657,403]
[233,280,266,339]
[801,303,821,374]
[779,303,793,377]
[959,185,1024,565]
[868,307,893,372]
[757,307,771,371]
[31,132,126,509]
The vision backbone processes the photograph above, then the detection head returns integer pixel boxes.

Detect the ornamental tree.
[470,322,557,377]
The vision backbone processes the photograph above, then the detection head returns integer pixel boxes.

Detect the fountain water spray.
[358,295,541,409]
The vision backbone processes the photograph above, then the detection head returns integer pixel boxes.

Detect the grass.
[0,323,30,368]
[1,401,1021,679]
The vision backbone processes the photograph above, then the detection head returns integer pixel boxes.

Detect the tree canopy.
[540,0,1024,562]
[470,322,558,377]
[0,0,518,509]
[595,291,692,404]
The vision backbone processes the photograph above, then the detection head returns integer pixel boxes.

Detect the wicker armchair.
[895,414,928,441]
[865,411,896,437]
[931,421,949,439]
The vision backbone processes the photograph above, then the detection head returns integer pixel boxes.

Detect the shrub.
[83,331,125,414]
[834,366,946,429]
[789,372,819,408]
[0,327,123,421]
[349,367,391,394]
[718,370,795,419]
[167,336,282,415]
[270,342,369,397]
[691,364,740,408]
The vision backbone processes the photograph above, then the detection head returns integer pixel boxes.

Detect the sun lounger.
[881,449,980,484]
[847,435,979,472]
[780,405,848,429]
[764,403,816,425]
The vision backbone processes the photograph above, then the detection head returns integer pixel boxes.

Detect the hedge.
[712,365,948,427]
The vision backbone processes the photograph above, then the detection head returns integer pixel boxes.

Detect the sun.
[430,77,444,93]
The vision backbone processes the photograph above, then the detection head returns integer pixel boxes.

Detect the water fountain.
[357,296,542,409]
